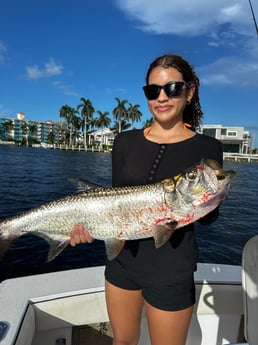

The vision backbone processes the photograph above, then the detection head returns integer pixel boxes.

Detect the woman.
[70,54,223,345]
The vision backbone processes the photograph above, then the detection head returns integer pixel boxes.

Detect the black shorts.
[105,259,196,312]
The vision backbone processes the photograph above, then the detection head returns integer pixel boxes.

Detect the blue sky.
[0,0,258,146]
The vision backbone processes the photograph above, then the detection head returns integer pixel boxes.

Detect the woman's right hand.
[70,224,94,246]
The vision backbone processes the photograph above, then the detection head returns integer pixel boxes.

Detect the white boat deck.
[0,263,244,345]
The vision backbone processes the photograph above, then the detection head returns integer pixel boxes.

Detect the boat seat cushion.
[242,235,258,345]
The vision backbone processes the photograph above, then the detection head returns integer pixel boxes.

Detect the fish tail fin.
[104,238,125,261]
[0,236,15,261]
[152,221,178,248]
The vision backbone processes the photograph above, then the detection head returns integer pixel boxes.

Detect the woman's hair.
[145,54,203,130]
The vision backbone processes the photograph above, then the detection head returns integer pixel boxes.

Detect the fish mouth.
[204,159,236,181]
[215,169,236,181]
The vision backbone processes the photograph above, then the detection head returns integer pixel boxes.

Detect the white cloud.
[198,55,258,87]
[45,59,63,76]
[25,58,63,79]
[115,0,258,87]
[0,42,7,64]
[52,80,79,97]
[115,0,255,37]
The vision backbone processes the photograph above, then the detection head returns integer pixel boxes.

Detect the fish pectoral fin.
[32,232,70,262]
[152,221,178,248]
[104,238,125,261]
[47,239,70,262]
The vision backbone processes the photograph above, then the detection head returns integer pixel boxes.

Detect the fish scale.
[0,159,235,261]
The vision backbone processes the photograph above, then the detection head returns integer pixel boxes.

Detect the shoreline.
[1,142,258,161]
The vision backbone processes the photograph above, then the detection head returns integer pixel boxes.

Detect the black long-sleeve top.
[111,129,223,286]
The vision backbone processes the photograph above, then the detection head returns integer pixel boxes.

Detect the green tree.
[77,97,95,149]
[59,105,71,142]
[2,119,14,141]
[96,110,111,149]
[71,110,81,145]
[47,131,55,145]
[28,122,38,145]
[112,97,128,133]
[112,119,130,135]
[21,121,29,146]
[60,104,72,145]
[59,105,80,147]
[88,116,98,131]
[54,121,69,145]
[126,103,142,129]
[142,117,154,129]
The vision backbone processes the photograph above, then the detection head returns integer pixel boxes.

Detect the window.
[223,143,240,153]
[227,131,237,137]
[203,128,216,137]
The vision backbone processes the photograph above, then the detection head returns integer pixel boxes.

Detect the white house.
[199,124,252,153]
[88,128,115,147]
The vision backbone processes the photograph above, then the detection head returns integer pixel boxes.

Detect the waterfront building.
[88,128,115,148]
[199,124,252,153]
[41,121,56,143]
[0,116,55,145]
[0,115,114,148]
[0,115,253,154]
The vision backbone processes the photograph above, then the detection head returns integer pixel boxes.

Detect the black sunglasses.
[142,81,190,100]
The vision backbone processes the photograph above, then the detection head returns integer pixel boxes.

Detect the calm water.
[0,145,257,282]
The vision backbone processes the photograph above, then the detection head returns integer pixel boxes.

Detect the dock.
[223,153,258,163]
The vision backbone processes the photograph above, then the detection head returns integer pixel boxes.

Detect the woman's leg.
[105,279,143,345]
[144,300,193,345]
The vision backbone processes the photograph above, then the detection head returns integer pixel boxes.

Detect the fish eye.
[185,170,197,181]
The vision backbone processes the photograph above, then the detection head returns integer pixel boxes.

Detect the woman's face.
[147,66,195,126]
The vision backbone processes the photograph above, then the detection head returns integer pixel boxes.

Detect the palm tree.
[112,97,128,133]
[112,119,131,135]
[77,97,95,149]
[142,117,154,129]
[28,123,38,144]
[59,104,71,144]
[21,121,29,146]
[2,119,14,141]
[88,116,98,131]
[47,131,55,145]
[70,108,81,146]
[87,116,98,147]
[126,103,142,129]
[96,110,111,149]
[54,121,69,145]
[59,104,71,120]
[59,105,80,147]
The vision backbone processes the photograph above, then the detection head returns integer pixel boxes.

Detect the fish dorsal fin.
[104,238,125,261]
[152,222,177,248]
[68,178,104,192]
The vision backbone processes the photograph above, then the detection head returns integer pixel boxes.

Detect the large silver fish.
[0,159,235,261]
